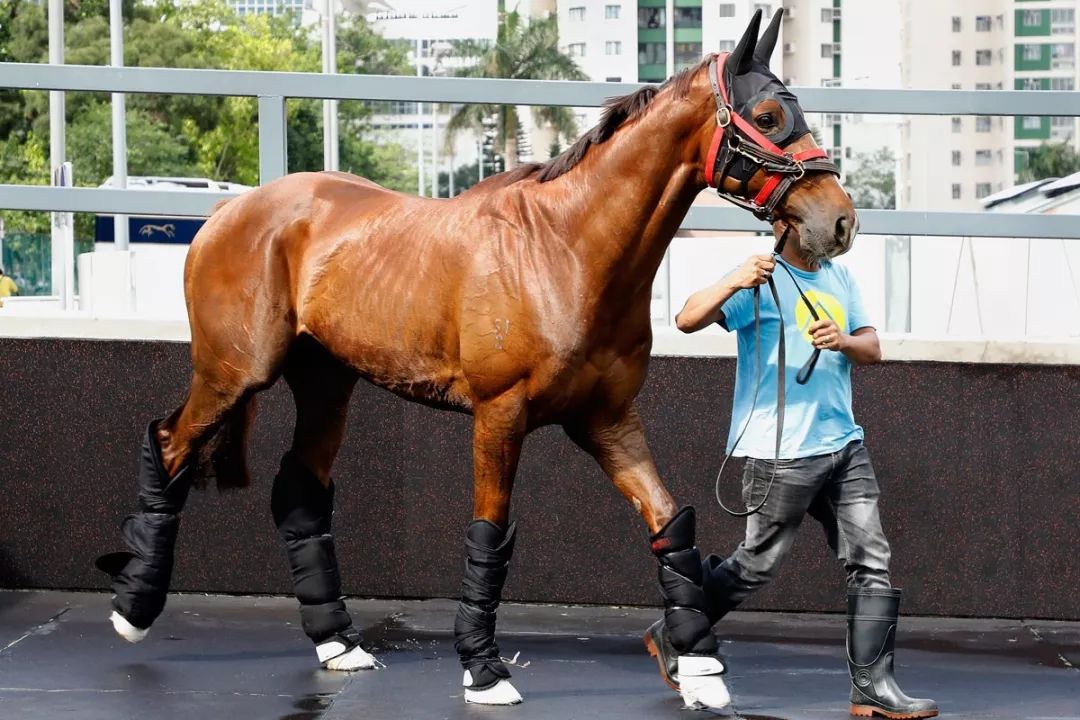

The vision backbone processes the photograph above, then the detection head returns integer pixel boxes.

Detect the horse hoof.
[677,655,730,711]
[319,642,377,671]
[462,673,523,705]
[110,611,149,644]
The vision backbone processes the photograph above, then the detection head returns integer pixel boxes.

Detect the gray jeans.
[722,440,892,606]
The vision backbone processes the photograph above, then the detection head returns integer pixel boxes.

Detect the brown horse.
[97,9,854,711]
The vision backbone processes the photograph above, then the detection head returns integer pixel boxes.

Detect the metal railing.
[2,62,1080,240]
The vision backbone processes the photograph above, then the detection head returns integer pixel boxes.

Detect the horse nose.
[835,210,856,246]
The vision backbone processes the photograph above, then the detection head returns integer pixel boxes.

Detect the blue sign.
[95,216,208,245]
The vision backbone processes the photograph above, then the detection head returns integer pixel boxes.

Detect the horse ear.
[754,8,784,64]
[729,8,763,76]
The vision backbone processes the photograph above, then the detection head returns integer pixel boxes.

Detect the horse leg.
[95,372,255,642]
[565,406,730,711]
[454,387,527,705]
[273,339,375,671]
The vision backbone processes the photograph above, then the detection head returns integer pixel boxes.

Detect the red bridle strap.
[703,53,834,217]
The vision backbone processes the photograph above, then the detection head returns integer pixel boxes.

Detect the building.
[231,0,308,16]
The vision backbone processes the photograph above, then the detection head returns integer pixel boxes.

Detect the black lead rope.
[714,232,824,517]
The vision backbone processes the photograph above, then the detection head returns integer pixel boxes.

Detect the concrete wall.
[0,338,1076,620]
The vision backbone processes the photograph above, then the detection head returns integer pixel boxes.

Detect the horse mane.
[507,56,712,185]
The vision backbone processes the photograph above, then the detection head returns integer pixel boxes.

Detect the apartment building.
[899,0,1079,211]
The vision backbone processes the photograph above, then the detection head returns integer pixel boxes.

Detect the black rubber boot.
[848,588,938,719]
[644,553,735,692]
[453,519,518,693]
[95,421,192,631]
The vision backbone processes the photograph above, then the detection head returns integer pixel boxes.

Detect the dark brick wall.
[1,338,1075,619]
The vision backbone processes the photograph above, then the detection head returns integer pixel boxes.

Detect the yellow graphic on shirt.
[793,290,846,345]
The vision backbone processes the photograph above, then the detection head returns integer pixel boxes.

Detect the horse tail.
[194,393,259,491]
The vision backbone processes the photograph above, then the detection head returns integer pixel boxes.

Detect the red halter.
[703,53,838,222]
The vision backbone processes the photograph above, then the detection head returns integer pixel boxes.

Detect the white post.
[430,101,438,197]
[110,0,129,251]
[48,0,66,300]
[665,0,675,78]
[53,162,75,311]
[477,139,484,181]
[322,0,339,171]
[448,148,454,197]
[416,39,424,197]
[0,217,5,270]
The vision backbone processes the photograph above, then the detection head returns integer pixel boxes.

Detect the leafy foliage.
[446,8,586,168]
[845,147,896,210]
[1017,142,1080,183]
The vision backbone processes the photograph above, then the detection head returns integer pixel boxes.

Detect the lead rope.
[714,230,823,517]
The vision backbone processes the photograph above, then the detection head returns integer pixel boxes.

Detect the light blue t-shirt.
[720,259,873,459]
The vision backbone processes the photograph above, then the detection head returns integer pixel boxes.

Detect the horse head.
[696,8,857,263]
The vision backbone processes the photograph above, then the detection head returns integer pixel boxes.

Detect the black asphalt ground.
[0,591,1076,720]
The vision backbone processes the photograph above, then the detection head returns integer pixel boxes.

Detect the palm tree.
[446,6,587,170]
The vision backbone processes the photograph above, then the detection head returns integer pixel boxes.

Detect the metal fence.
[2,61,1080,241]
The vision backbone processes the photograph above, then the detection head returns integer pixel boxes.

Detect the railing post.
[258,95,288,186]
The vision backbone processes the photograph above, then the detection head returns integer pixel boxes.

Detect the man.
[644,241,938,720]
[0,267,18,299]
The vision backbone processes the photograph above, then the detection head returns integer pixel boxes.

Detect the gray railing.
[3,62,1080,239]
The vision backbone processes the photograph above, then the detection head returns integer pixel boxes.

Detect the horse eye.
[757,113,777,129]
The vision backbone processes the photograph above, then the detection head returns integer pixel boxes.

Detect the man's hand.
[728,254,776,289]
[808,318,845,352]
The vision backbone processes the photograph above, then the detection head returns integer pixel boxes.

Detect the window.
[718,40,735,53]
[975,117,991,132]
[605,4,620,20]
[951,83,962,90]
[821,78,842,87]
[976,183,992,199]
[605,76,622,82]
[1020,77,1041,91]
[975,15,991,32]
[568,6,585,21]
[567,42,586,57]
[975,150,992,166]
[1022,44,1041,61]
[675,6,702,28]
[1023,10,1041,27]
[822,43,840,58]
[1052,43,1074,70]
[1051,77,1075,91]
[754,3,771,18]
[605,41,622,55]
[1023,116,1042,130]
[951,16,960,32]
[975,82,993,90]
[824,113,842,125]
[1052,8,1075,34]
[1051,116,1073,141]
[952,50,961,66]
[674,42,702,68]
[952,184,961,200]
[638,42,665,65]
[821,8,836,22]
[639,7,665,28]
[951,150,962,166]
[976,50,992,66]
[952,117,962,133]
[718,3,735,18]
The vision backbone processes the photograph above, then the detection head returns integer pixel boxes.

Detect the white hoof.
[677,655,730,711]
[462,671,523,705]
[318,639,377,671]
[110,611,149,644]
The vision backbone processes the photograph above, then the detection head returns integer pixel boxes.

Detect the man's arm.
[675,254,776,333]
[808,321,881,365]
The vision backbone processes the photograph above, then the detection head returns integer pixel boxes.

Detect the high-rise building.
[231,0,308,16]
[899,0,1079,211]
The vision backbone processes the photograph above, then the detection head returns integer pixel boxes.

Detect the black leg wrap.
[650,507,718,655]
[272,452,354,645]
[453,519,517,690]
[701,554,746,625]
[95,421,192,629]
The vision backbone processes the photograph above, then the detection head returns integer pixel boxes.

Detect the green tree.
[446,6,587,168]
[845,147,896,210]
[1017,142,1080,183]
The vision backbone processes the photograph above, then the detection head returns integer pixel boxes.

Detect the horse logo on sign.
[138,223,176,240]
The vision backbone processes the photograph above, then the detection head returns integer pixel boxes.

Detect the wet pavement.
[0,590,1076,719]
